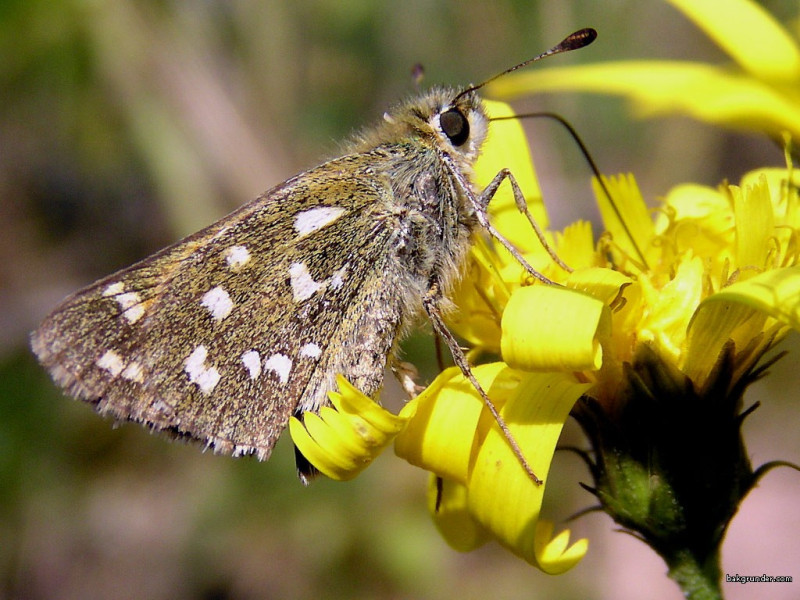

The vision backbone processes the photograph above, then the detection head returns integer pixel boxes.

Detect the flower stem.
[666,548,722,600]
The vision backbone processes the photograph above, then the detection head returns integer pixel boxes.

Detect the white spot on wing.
[289,262,324,302]
[116,291,145,324]
[184,345,221,394]
[330,265,347,289]
[121,361,144,383]
[264,353,292,385]
[300,343,322,359]
[103,282,125,296]
[201,286,234,321]
[224,245,251,270]
[97,350,125,377]
[103,283,145,324]
[241,350,261,379]
[293,206,346,237]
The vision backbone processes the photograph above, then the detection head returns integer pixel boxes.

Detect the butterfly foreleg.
[422,278,542,485]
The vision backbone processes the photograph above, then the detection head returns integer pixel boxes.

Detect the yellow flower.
[404,94,800,575]
[487,0,800,143]
[462,111,800,595]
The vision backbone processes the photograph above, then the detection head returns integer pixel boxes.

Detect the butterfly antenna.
[454,28,597,102]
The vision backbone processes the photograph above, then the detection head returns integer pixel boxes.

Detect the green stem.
[665,548,722,600]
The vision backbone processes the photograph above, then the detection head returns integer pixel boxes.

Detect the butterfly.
[31,29,597,483]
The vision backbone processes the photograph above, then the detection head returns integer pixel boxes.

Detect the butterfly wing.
[31,154,410,460]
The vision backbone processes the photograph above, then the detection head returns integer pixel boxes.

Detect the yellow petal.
[398,365,590,572]
[330,375,413,434]
[565,267,632,305]
[739,170,800,258]
[289,375,415,481]
[501,285,608,371]
[666,0,800,81]
[477,100,549,246]
[426,475,491,552]
[290,409,366,475]
[694,265,800,332]
[685,266,800,384]
[740,168,800,225]
[489,62,800,142]
[395,364,506,483]
[639,254,705,363]
[554,220,597,270]
[592,174,654,271]
[533,520,590,575]
[732,178,774,273]
[465,371,591,571]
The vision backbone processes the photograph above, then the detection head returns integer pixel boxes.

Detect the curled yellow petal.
[533,520,590,575]
[426,475,491,552]
[501,285,608,371]
[289,375,415,481]
[694,265,800,332]
[395,364,506,483]
[399,364,590,572]
[684,266,800,385]
[565,267,632,305]
[465,371,591,571]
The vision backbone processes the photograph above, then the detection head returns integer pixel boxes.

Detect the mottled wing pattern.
[31,153,406,460]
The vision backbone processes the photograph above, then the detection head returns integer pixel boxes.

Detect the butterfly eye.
[440,109,469,146]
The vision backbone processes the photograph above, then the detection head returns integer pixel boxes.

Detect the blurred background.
[2,1,799,598]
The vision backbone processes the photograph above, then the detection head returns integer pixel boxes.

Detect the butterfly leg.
[477,168,572,273]
[422,279,543,485]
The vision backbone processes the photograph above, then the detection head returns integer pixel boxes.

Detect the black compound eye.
[440,108,470,146]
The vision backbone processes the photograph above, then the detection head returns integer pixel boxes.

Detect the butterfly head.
[351,87,489,167]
